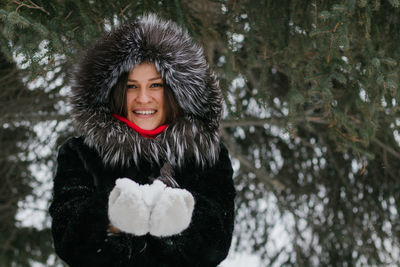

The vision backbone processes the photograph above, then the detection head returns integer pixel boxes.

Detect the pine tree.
[0,51,54,266]
[1,0,400,266]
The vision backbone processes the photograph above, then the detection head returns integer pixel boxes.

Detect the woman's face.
[126,63,166,130]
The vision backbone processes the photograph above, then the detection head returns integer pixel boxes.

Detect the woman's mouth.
[134,110,156,115]
[132,109,157,118]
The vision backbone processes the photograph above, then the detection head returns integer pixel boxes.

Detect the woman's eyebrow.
[127,77,162,82]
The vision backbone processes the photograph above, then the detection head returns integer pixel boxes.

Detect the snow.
[220,251,262,266]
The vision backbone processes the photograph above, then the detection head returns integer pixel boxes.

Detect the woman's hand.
[108,178,195,237]
[149,186,195,237]
[108,224,121,234]
[140,180,166,209]
[108,178,150,235]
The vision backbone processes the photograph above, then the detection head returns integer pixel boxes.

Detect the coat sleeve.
[48,139,146,266]
[142,143,236,267]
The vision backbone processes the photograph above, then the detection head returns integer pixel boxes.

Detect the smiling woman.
[49,13,235,267]
[110,63,181,132]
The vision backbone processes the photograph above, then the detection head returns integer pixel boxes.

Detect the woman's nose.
[136,88,151,103]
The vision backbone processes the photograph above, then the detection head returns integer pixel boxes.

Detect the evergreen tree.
[0,51,54,266]
[1,0,400,266]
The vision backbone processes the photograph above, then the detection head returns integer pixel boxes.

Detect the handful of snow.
[108,178,195,237]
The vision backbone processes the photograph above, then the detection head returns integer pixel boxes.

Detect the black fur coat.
[49,14,235,267]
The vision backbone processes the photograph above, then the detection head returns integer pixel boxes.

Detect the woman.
[49,14,235,267]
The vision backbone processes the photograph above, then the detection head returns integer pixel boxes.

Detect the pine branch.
[221,129,285,191]
[12,0,50,15]
[327,22,340,63]
[373,138,400,160]
[0,113,70,124]
[221,116,328,128]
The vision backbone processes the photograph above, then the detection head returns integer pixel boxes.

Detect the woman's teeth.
[134,110,156,115]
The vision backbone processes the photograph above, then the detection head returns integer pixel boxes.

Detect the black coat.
[49,137,235,267]
[49,14,235,267]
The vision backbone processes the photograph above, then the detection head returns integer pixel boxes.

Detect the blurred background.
[1,0,400,266]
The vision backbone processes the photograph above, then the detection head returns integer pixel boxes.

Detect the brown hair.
[110,70,181,123]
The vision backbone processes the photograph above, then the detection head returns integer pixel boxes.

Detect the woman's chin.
[127,116,157,130]
[141,125,157,130]
[135,121,159,130]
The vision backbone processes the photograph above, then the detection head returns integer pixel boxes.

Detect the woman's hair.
[110,67,181,123]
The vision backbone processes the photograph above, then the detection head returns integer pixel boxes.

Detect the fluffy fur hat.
[70,13,223,169]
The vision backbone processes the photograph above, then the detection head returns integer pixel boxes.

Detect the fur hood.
[70,14,223,169]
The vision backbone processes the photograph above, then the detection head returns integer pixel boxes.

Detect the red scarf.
[113,114,167,139]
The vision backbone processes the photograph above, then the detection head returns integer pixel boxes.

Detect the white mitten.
[141,180,167,209]
[108,178,150,235]
[149,187,195,237]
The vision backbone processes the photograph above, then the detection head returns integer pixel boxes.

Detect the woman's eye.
[150,83,163,88]
[127,84,137,89]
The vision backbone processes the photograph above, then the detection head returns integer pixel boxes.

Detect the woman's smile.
[133,109,157,115]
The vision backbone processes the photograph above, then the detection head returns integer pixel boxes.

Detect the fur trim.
[71,13,222,168]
